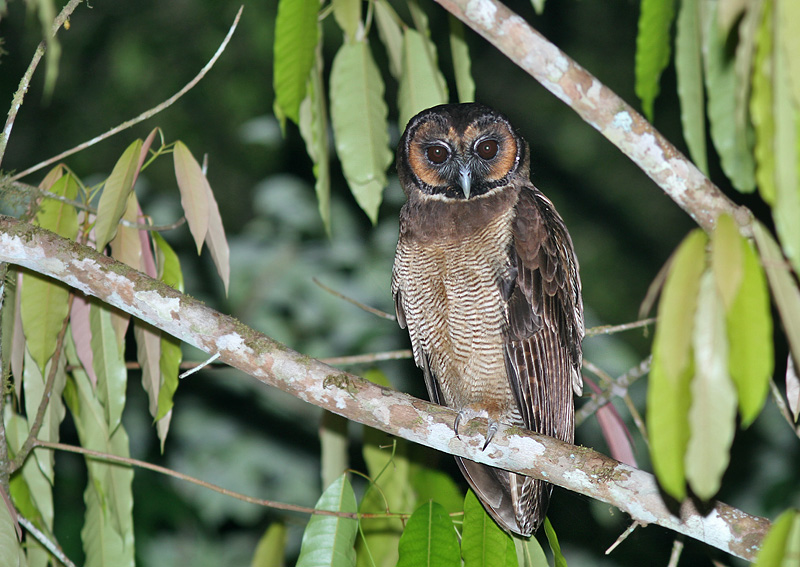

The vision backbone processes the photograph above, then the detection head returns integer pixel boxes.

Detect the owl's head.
[397,103,530,200]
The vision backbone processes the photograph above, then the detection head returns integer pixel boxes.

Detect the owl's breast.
[392,189,520,417]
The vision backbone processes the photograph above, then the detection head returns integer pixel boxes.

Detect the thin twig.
[667,538,685,567]
[605,520,642,555]
[321,349,413,366]
[585,318,656,337]
[34,440,407,521]
[312,277,396,321]
[769,381,800,439]
[10,6,244,182]
[10,293,75,473]
[179,352,220,379]
[17,513,77,567]
[576,357,652,427]
[0,0,84,169]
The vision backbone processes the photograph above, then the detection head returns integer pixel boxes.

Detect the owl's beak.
[458,165,472,198]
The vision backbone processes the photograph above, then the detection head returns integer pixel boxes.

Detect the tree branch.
[0,215,770,560]
[433,0,752,234]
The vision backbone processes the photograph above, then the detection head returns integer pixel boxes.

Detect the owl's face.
[397,103,530,200]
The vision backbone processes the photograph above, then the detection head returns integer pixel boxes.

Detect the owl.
[392,103,584,536]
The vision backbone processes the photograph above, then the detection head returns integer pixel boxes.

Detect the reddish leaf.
[69,296,98,386]
[586,377,637,467]
[204,180,230,295]
[173,141,210,254]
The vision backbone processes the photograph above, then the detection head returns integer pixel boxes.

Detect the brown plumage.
[392,103,583,536]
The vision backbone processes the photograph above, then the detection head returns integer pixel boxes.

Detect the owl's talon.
[482,420,498,451]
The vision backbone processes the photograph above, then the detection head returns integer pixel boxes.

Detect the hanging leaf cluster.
[1,133,230,567]
[636,0,800,273]
[273,0,476,230]
[647,215,773,501]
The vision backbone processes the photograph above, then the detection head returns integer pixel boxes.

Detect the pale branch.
[0,216,770,560]
[432,0,752,235]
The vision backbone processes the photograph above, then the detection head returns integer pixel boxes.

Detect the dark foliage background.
[1,1,796,565]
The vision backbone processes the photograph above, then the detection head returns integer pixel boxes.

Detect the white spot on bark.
[137,290,181,321]
[465,0,496,30]
[613,111,633,133]
[216,332,247,352]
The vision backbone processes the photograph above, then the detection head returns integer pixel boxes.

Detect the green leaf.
[544,518,567,567]
[462,490,516,567]
[647,229,707,500]
[296,474,358,567]
[64,346,134,567]
[90,302,127,434]
[95,139,143,251]
[330,41,392,224]
[703,0,756,192]
[754,223,800,400]
[21,172,78,371]
[374,0,403,80]
[6,410,53,530]
[299,38,332,235]
[398,29,448,129]
[685,271,737,500]
[0,485,22,567]
[514,537,548,567]
[675,0,708,173]
[754,509,800,567]
[173,141,210,254]
[530,0,546,15]
[634,0,676,120]
[728,238,773,426]
[273,0,319,124]
[779,1,800,110]
[397,501,460,567]
[711,213,744,308]
[449,16,475,103]
[409,462,464,515]
[333,0,361,41]
[750,0,776,204]
[251,523,288,567]
[320,412,349,490]
[771,4,800,274]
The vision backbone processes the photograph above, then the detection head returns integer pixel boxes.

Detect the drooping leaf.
[449,16,475,103]
[754,509,800,567]
[374,0,404,80]
[173,141,211,254]
[544,518,567,567]
[409,461,464,515]
[397,501,460,567]
[786,356,800,423]
[727,238,773,426]
[22,172,78,371]
[332,0,361,41]
[273,0,319,125]
[635,0,676,120]
[675,0,708,173]
[750,0,775,204]
[703,0,756,192]
[0,491,22,567]
[462,490,516,567]
[320,412,349,490]
[530,0,546,15]
[296,474,358,567]
[203,173,230,294]
[398,28,448,129]
[647,229,707,500]
[90,301,127,434]
[6,410,53,533]
[70,296,98,385]
[771,6,800,274]
[251,523,288,567]
[685,270,737,500]
[779,1,800,110]
[110,191,143,273]
[299,38,332,235]
[329,41,393,224]
[711,213,744,308]
[754,223,800,391]
[95,139,143,251]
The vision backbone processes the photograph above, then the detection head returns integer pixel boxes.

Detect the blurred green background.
[1,0,796,565]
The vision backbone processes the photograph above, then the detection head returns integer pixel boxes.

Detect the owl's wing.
[504,186,584,442]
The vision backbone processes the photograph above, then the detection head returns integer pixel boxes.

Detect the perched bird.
[392,103,584,536]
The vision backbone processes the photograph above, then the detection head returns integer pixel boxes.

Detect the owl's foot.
[453,409,498,451]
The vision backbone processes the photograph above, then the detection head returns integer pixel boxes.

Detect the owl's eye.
[426,145,449,164]
[476,139,499,160]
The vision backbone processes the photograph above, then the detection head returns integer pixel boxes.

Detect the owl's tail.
[456,456,551,537]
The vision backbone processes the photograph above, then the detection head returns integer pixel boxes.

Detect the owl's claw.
[454,409,498,451]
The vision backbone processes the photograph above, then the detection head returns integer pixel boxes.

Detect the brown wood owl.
[392,103,584,536]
